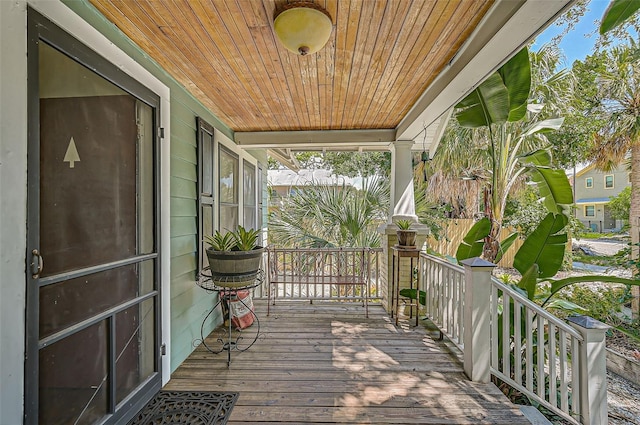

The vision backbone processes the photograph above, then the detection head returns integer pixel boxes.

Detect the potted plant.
[395,219,417,248]
[204,226,265,287]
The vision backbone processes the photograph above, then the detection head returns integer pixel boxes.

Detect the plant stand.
[196,267,264,367]
[391,246,420,326]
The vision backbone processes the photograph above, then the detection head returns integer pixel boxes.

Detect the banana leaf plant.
[600,0,640,35]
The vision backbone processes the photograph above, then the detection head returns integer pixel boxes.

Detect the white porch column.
[461,257,495,383]
[389,140,418,222]
[378,140,429,313]
[567,316,609,425]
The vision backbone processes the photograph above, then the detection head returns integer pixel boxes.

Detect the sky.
[532,0,610,67]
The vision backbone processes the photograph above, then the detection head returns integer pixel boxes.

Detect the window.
[243,160,256,229]
[585,177,593,188]
[585,205,595,217]
[197,118,214,271]
[219,145,239,233]
[605,175,614,189]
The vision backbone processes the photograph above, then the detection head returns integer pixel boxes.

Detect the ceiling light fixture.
[273,2,333,56]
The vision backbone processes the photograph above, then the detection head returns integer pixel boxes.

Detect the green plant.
[205,226,261,251]
[233,226,261,251]
[205,231,236,251]
[395,219,413,230]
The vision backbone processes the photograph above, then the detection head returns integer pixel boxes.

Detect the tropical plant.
[600,0,640,34]
[205,230,236,251]
[448,46,573,261]
[205,226,261,251]
[582,39,640,313]
[233,226,261,251]
[609,186,631,223]
[395,219,412,230]
[268,176,390,248]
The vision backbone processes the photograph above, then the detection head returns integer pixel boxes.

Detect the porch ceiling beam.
[234,129,396,150]
[396,0,574,142]
[267,148,301,172]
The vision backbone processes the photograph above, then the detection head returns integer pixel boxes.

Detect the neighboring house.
[574,164,630,232]
[0,1,571,424]
[268,169,356,207]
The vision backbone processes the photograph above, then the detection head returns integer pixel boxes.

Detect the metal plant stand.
[196,267,264,366]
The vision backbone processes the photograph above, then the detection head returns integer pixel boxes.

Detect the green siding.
[62,0,244,373]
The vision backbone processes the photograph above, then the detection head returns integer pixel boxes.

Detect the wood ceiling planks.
[89,0,493,132]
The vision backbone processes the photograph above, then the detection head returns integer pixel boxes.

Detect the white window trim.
[585,177,593,188]
[604,174,614,189]
[214,132,259,232]
[584,205,596,217]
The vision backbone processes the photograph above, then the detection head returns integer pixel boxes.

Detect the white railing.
[419,252,604,425]
[490,278,583,424]
[420,253,465,348]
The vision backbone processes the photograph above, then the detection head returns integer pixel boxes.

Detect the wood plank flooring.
[164,301,530,424]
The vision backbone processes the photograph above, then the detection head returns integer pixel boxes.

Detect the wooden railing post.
[567,315,609,425]
[460,257,495,383]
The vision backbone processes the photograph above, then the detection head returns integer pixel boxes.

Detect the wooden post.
[460,257,495,383]
[567,315,609,425]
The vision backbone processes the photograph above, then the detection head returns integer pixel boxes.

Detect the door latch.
[31,249,44,278]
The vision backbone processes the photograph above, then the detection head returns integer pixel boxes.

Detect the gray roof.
[268,169,355,187]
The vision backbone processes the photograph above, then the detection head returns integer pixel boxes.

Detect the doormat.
[127,391,239,425]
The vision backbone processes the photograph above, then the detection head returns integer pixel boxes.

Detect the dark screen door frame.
[25,8,162,425]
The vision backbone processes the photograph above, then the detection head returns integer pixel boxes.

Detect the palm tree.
[268,176,390,248]
[588,40,640,314]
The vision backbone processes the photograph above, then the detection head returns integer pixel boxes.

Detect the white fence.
[420,252,608,425]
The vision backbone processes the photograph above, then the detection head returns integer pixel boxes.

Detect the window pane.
[586,178,593,188]
[585,206,595,217]
[605,175,614,188]
[39,260,155,338]
[244,161,256,206]
[220,205,238,234]
[39,42,155,275]
[39,321,108,425]
[219,147,238,203]
[115,299,155,404]
[244,209,256,230]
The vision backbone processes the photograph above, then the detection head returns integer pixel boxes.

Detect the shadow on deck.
[164,301,530,424]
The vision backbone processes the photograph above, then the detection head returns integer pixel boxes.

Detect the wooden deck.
[164,301,530,424]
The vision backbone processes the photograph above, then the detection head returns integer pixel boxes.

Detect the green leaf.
[513,213,568,279]
[522,117,565,137]
[527,167,574,214]
[455,74,509,127]
[498,47,531,121]
[548,275,640,298]
[517,264,540,299]
[456,217,491,261]
[399,288,426,306]
[600,0,640,34]
[495,232,518,264]
[544,299,588,314]
[455,47,532,127]
[518,149,552,167]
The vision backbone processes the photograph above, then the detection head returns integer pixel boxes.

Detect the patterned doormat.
[127,391,239,425]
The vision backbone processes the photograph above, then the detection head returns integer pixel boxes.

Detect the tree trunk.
[482,186,500,263]
[630,144,640,317]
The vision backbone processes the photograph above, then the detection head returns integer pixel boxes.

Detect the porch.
[165,301,530,424]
